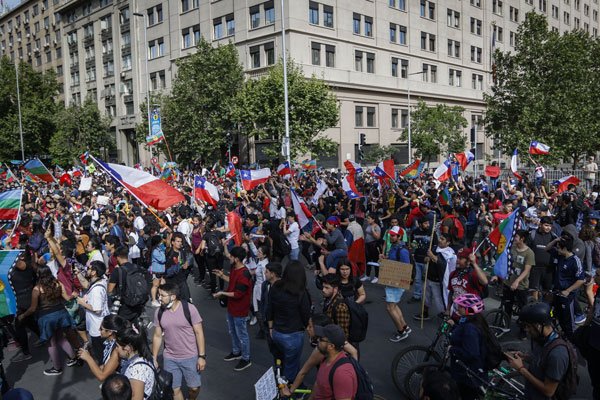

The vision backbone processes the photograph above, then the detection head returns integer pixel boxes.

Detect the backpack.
[157,301,193,330]
[445,215,465,240]
[205,232,223,257]
[328,356,374,400]
[476,324,504,371]
[332,297,369,343]
[118,264,149,307]
[541,338,579,400]
[276,234,291,256]
[131,360,174,400]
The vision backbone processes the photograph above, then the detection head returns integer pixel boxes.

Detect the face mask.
[161,297,174,310]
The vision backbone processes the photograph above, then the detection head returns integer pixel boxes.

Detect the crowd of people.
[0,158,599,400]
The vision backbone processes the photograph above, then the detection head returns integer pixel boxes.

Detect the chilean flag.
[373,159,395,179]
[225,162,236,178]
[342,175,363,199]
[240,168,271,190]
[276,161,292,179]
[291,189,313,228]
[194,176,220,207]
[554,175,581,193]
[511,149,522,180]
[343,160,363,176]
[455,150,475,171]
[433,160,452,182]
[93,157,185,210]
[529,141,550,155]
[80,151,89,165]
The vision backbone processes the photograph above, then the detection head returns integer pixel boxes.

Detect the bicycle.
[390,314,451,396]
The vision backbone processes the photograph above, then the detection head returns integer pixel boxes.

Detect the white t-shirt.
[84,279,110,337]
[125,358,155,399]
[133,216,146,232]
[286,222,300,249]
[177,219,193,246]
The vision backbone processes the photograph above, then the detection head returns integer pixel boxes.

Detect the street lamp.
[133,12,151,161]
[406,71,423,164]
[280,0,291,167]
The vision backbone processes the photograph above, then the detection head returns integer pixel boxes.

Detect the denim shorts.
[385,286,405,303]
[164,356,202,389]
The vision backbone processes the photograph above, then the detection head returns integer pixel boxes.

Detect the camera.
[109,295,122,315]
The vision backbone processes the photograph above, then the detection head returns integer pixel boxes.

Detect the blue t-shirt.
[554,254,585,291]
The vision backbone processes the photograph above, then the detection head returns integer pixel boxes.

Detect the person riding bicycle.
[506,302,576,400]
[448,293,489,400]
[447,248,488,320]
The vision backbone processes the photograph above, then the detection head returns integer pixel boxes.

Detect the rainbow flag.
[0,250,20,316]
[0,164,16,184]
[400,159,424,179]
[302,159,317,170]
[24,159,55,183]
[0,189,21,223]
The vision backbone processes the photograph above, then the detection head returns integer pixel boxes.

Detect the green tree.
[0,57,59,160]
[137,38,245,164]
[234,59,339,159]
[399,101,468,163]
[484,12,600,167]
[362,144,396,164]
[49,98,114,166]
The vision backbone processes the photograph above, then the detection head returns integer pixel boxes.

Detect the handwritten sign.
[254,367,277,400]
[378,259,413,289]
[78,177,92,192]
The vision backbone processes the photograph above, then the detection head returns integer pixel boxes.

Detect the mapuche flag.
[0,189,21,223]
[24,158,55,183]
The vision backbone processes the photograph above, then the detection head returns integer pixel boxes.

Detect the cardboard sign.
[78,177,92,191]
[378,259,413,289]
[254,367,277,400]
[96,195,110,206]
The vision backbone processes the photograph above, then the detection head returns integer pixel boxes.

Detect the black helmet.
[519,302,551,325]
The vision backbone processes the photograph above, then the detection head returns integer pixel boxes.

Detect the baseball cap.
[389,226,403,236]
[326,216,340,227]
[313,324,346,348]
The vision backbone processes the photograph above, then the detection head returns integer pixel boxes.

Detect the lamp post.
[133,12,151,161]
[14,61,25,161]
[280,0,291,167]
[406,71,423,164]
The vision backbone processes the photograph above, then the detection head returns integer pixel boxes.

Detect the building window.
[323,5,334,28]
[448,39,460,58]
[364,16,373,37]
[103,60,114,77]
[422,63,437,83]
[149,37,165,58]
[309,2,319,24]
[119,7,130,24]
[264,1,275,25]
[470,18,482,35]
[122,54,131,71]
[470,0,481,7]
[147,4,163,26]
[449,68,462,86]
[470,46,482,63]
[325,45,335,67]
[391,57,408,78]
[264,42,275,65]
[390,23,407,44]
[226,15,235,36]
[86,67,96,82]
[353,13,360,34]
[421,32,435,51]
[510,31,515,46]
[447,9,460,28]
[214,18,223,40]
[391,108,409,128]
[311,42,321,65]
[509,6,519,22]
[472,73,483,90]
[150,70,166,91]
[250,6,260,29]
[420,0,436,20]
[564,12,570,25]
[366,107,376,127]
[250,45,260,68]
[390,24,396,42]
[366,52,375,73]
[539,0,547,13]
[492,0,503,15]
[355,106,363,127]
[354,50,363,71]
[389,0,407,11]
[552,5,559,19]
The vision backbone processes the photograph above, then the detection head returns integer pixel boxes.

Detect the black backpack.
[276,234,291,256]
[157,301,193,330]
[131,360,174,400]
[118,264,149,307]
[476,324,504,371]
[541,338,579,400]
[332,297,369,343]
[328,356,374,400]
[205,232,223,257]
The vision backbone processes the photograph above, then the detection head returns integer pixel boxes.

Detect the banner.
[0,251,20,316]
[146,108,165,145]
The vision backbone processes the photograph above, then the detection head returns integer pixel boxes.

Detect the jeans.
[326,249,348,270]
[413,262,426,299]
[226,313,251,361]
[289,247,300,261]
[271,330,305,382]
[554,293,576,341]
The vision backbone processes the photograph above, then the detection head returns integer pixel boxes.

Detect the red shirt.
[448,267,483,299]
[313,353,357,400]
[226,266,253,317]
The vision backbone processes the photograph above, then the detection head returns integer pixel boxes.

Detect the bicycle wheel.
[391,345,441,395]
[403,362,439,400]
[485,309,511,339]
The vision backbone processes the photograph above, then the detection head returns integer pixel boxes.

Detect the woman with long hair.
[336,259,366,304]
[17,265,82,376]
[78,314,130,382]
[115,326,155,400]
[148,235,166,307]
[267,261,312,382]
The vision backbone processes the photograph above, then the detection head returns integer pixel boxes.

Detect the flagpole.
[14,62,25,162]
[280,0,292,168]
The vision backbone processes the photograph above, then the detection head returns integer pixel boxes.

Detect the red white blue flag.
[240,168,271,191]
[342,175,363,199]
[194,176,220,207]
[276,161,292,179]
[343,160,363,176]
[529,141,550,155]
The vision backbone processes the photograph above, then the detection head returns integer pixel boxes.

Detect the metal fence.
[461,168,599,184]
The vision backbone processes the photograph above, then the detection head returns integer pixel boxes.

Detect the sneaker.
[402,326,412,335]
[43,367,63,376]
[223,352,242,362]
[11,352,32,362]
[389,330,409,342]
[360,276,371,282]
[413,313,430,321]
[234,359,252,371]
[575,314,586,325]
[371,277,379,284]
[249,316,257,326]
[66,357,82,367]
[151,300,161,308]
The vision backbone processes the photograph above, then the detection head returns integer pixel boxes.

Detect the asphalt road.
[2,269,593,400]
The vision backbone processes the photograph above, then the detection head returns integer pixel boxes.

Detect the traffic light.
[358,133,366,161]
[225,131,233,147]
[359,133,366,147]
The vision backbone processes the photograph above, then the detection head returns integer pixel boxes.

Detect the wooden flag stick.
[420,213,437,330]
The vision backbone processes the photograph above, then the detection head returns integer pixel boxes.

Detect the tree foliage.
[484,12,600,167]
[399,101,467,163]
[49,98,114,165]
[138,38,245,164]
[234,59,339,159]
[0,57,59,160]
[362,144,396,164]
